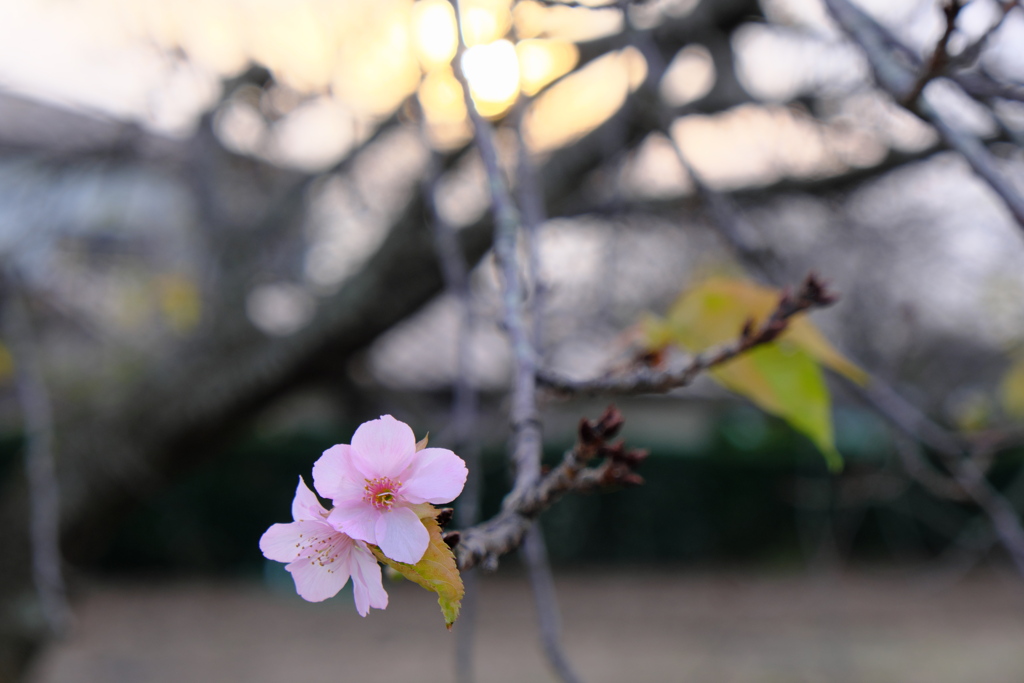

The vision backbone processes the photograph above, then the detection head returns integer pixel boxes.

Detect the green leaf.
[370,508,463,629]
[653,276,867,384]
[714,344,841,471]
[645,276,860,470]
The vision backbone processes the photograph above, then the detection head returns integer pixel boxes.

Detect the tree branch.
[2,273,70,637]
[455,406,646,571]
[538,273,837,395]
[822,0,1024,228]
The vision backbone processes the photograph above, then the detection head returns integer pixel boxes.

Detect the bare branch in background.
[521,526,583,683]
[448,4,585,678]
[901,1,962,106]
[512,97,584,683]
[855,382,1024,575]
[539,274,838,395]
[2,272,70,635]
[948,1,1020,71]
[822,0,1024,228]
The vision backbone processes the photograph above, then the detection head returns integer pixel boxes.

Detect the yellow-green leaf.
[654,276,867,385]
[370,509,463,629]
[156,273,201,333]
[646,276,861,470]
[1001,354,1024,420]
[714,344,841,471]
[0,342,14,383]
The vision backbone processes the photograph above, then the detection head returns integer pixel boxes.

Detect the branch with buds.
[451,406,647,571]
[538,273,837,396]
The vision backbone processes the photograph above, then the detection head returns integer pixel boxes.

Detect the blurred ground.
[26,568,1024,683]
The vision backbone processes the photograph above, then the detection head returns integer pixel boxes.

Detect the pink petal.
[351,415,416,477]
[291,477,327,521]
[313,444,369,500]
[286,534,354,602]
[374,506,429,564]
[400,448,468,505]
[349,544,388,616]
[329,500,380,545]
[259,520,326,563]
[315,472,365,513]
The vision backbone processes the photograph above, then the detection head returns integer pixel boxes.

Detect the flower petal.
[259,520,327,563]
[349,544,388,616]
[286,534,354,602]
[313,444,369,500]
[351,415,416,477]
[374,506,429,564]
[400,448,468,505]
[329,500,380,545]
[291,477,327,521]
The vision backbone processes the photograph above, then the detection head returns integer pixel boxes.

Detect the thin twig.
[3,273,71,635]
[902,1,963,107]
[857,382,1024,575]
[823,0,1024,229]
[521,526,583,683]
[450,0,544,513]
[538,274,838,395]
[917,98,1024,226]
[511,97,584,683]
[949,1,1019,70]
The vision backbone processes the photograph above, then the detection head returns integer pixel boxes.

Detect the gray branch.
[2,273,70,636]
[822,0,1024,229]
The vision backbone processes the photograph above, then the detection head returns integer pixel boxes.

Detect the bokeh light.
[525,47,646,153]
[516,38,579,97]
[412,0,458,71]
[461,39,520,118]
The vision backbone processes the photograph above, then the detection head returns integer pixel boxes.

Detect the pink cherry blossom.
[259,477,388,615]
[313,414,468,565]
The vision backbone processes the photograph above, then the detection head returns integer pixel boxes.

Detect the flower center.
[363,477,402,510]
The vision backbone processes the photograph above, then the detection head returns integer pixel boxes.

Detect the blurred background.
[0,0,1024,680]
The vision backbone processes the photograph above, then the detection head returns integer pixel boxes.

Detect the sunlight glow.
[418,67,472,148]
[512,0,623,42]
[669,104,890,189]
[525,48,646,154]
[459,0,512,47]
[246,4,337,91]
[516,39,578,97]
[461,39,520,118]
[331,3,421,115]
[412,0,458,70]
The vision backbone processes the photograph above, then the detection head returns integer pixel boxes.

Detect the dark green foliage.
[97,427,355,575]
[92,409,1024,574]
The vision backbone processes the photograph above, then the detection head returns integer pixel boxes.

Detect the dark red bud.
[596,405,625,438]
[579,418,597,445]
[443,531,461,549]
[601,441,626,461]
[435,508,454,528]
[623,448,649,466]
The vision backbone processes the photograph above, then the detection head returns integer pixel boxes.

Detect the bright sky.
[0,0,609,138]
